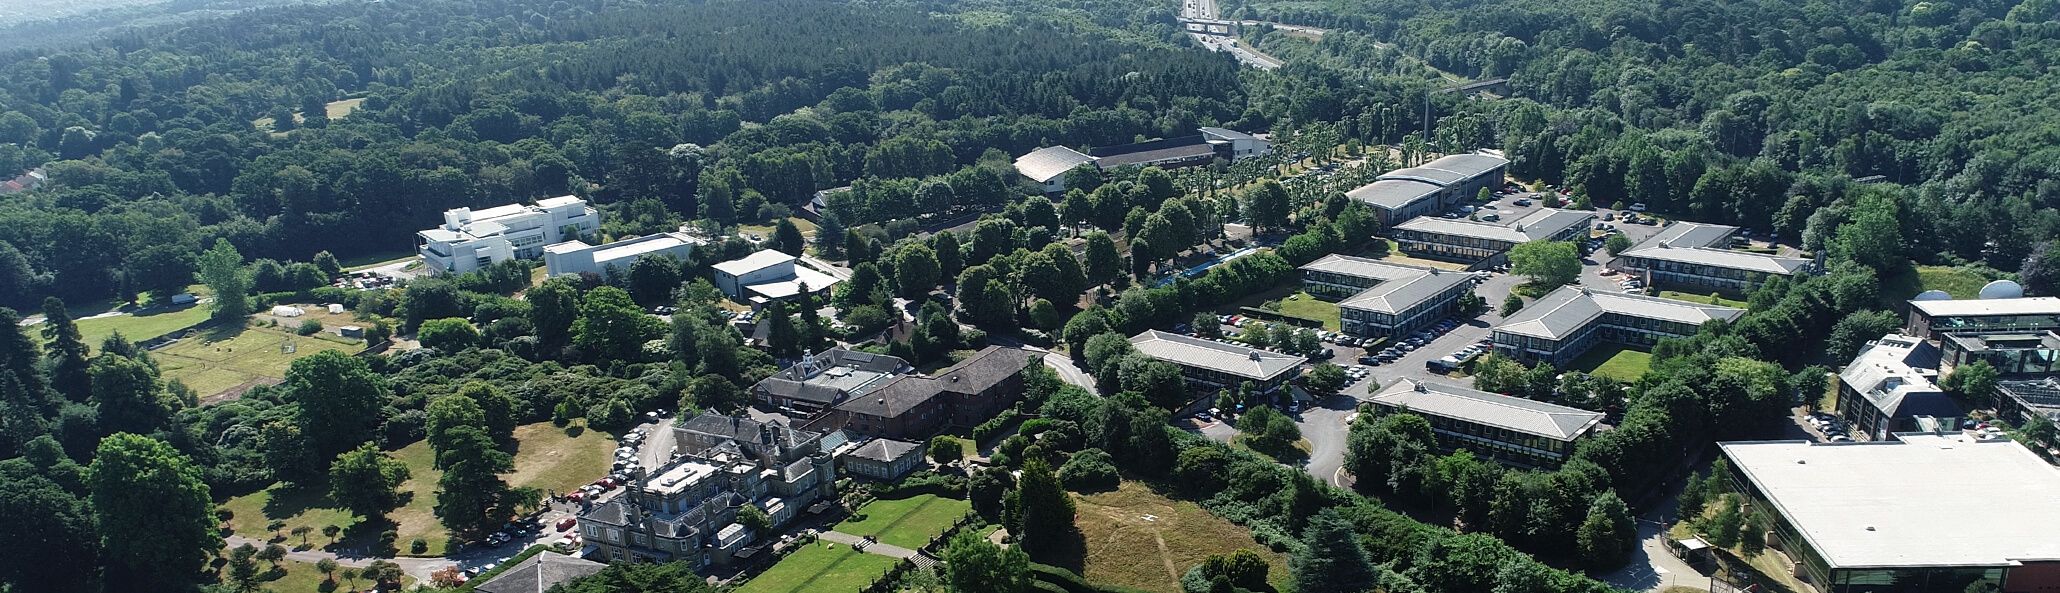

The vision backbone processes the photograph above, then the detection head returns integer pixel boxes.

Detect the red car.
[556,517,577,532]
[567,491,585,502]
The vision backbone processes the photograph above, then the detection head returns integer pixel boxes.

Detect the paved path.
[817,530,921,560]
[1600,476,1706,592]
[221,535,455,581]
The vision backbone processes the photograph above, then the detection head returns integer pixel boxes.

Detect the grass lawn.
[220,420,614,558]
[736,544,900,593]
[157,324,361,402]
[1275,292,1341,331]
[217,558,396,593]
[1659,290,1749,309]
[1071,482,1291,593]
[739,217,821,241]
[832,494,971,549]
[69,303,211,349]
[254,98,367,133]
[1569,344,1653,382]
[1883,264,1994,303]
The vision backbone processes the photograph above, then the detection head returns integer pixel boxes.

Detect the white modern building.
[711,250,842,303]
[544,231,705,279]
[417,196,600,274]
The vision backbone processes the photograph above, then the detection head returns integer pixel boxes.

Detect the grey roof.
[1999,377,2060,421]
[1344,179,1442,210]
[1909,296,2060,317]
[473,552,605,593]
[1128,330,1306,381]
[1368,379,1603,441]
[1093,143,1216,168]
[1621,221,1810,275]
[712,250,796,276]
[830,346,1041,418]
[1375,153,1508,186]
[846,438,922,463]
[1393,208,1594,244]
[1300,255,1472,314]
[1839,335,1956,420]
[1494,285,1744,340]
[1014,146,1096,183]
[675,413,821,451]
[1199,127,1254,141]
[1719,435,2060,569]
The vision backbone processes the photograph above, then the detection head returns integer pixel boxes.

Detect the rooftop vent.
[1248,350,1263,361]
[1413,382,1429,393]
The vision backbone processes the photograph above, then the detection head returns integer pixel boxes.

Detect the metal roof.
[1345,179,1443,210]
[1391,208,1594,244]
[1367,379,1604,441]
[1494,285,1744,340]
[1719,435,2060,569]
[1634,221,1738,250]
[1013,146,1096,183]
[712,250,797,276]
[1375,153,1508,186]
[1838,334,1955,420]
[1621,222,1809,275]
[1199,127,1254,141]
[1300,255,1472,314]
[1128,330,1306,381]
[1909,296,2060,317]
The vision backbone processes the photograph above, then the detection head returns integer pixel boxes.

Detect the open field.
[735,544,900,593]
[215,558,402,593]
[157,324,361,401]
[1883,264,1995,303]
[254,98,367,133]
[832,494,970,549]
[70,303,211,348]
[1275,292,1341,331]
[1071,482,1291,593]
[218,421,615,557]
[1659,290,1749,309]
[1569,344,1653,382]
[739,217,821,241]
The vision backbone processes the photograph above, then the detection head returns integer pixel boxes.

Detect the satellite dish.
[1913,290,1952,302]
[1979,280,2025,300]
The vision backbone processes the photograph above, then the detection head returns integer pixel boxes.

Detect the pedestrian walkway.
[817,530,920,560]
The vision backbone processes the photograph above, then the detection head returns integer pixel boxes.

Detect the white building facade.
[544,231,704,279]
[417,196,600,274]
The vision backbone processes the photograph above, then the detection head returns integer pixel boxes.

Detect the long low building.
[418,196,600,274]
[1346,153,1509,226]
[1492,285,1744,367]
[1388,208,1594,266]
[1129,330,1306,393]
[1013,127,1268,193]
[544,230,704,279]
[1719,436,2060,593]
[1608,222,1813,294]
[1366,379,1605,469]
[1299,254,1473,338]
[711,250,842,304]
[1906,296,2060,341]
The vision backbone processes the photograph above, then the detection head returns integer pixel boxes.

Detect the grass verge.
[1658,290,1749,309]
[1568,344,1653,382]
[832,494,971,549]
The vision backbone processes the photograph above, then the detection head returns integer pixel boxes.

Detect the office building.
[1718,436,2060,593]
[1345,153,1509,226]
[1938,331,2060,377]
[1609,222,1814,294]
[1299,254,1473,338]
[710,250,842,304]
[1388,208,1595,266]
[543,231,704,279]
[1906,297,2060,341]
[418,196,600,274]
[1836,334,1960,441]
[1492,286,1744,367]
[794,346,1043,441]
[1127,330,1306,393]
[1366,379,1604,469]
[1013,127,1268,193]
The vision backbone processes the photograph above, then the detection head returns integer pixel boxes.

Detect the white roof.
[1345,179,1442,210]
[536,195,584,209]
[1368,379,1604,441]
[743,265,841,300]
[1719,435,2060,569]
[1909,296,2060,317]
[1494,285,1744,340]
[1013,146,1097,183]
[1128,330,1306,382]
[1300,255,1472,314]
[713,250,798,276]
[591,233,700,264]
[1838,334,1953,420]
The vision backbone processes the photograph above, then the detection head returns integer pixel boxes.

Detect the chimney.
[1413,382,1428,393]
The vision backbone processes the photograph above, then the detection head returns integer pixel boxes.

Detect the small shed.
[327,303,345,314]
[270,305,304,317]
[338,326,365,338]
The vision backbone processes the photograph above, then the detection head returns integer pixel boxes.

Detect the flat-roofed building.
[1389,208,1595,266]
[1718,435,2060,593]
[417,196,600,274]
[1609,222,1813,294]
[1492,285,1744,367]
[544,230,705,279]
[1366,379,1604,469]
[1997,377,2060,431]
[1939,331,2060,377]
[1299,254,1473,338]
[1837,334,1960,441]
[1346,153,1509,226]
[1128,330,1306,393]
[1013,128,1267,194]
[711,250,843,304]
[1907,297,2060,341]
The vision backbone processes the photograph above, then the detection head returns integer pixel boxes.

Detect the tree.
[1831,193,1903,272]
[123,244,198,304]
[1292,509,1376,593]
[227,543,260,592]
[0,465,99,593]
[1014,457,1076,562]
[1509,241,1581,288]
[196,238,252,322]
[426,393,488,467]
[1243,180,1290,233]
[1238,405,1303,458]
[361,560,406,590]
[944,531,1030,593]
[1118,355,1188,409]
[627,254,684,306]
[40,298,90,402]
[572,286,663,362]
[934,231,965,277]
[322,524,341,543]
[548,561,717,593]
[1705,495,1743,548]
[1305,362,1347,393]
[90,354,169,436]
[735,504,771,534]
[772,218,806,256]
[433,423,512,535]
[895,244,942,299]
[315,558,339,584]
[1576,491,1637,569]
[258,543,287,566]
[284,351,387,460]
[457,381,519,444]
[2023,241,2060,296]
[89,433,218,591]
[528,277,582,351]
[416,317,480,351]
[1500,293,1525,316]
[1943,359,2000,407]
[1604,234,1633,255]
[1825,310,1901,361]
[1083,231,1122,286]
[1056,447,1118,491]
[1194,550,1270,592]
[329,442,411,520]
[928,436,964,465]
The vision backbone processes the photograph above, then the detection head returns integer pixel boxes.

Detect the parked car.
[1629,203,1648,212]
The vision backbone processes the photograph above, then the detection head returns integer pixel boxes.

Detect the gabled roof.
[830,346,1041,419]
[472,552,605,593]
[1621,222,1809,275]
[1014,146,1096,183]
[1368,379,1603,442]
[1494,285,1743,340]
[1392,208,1594,244]
[1299,254,1472,314]
[1128,330,1306,381]
[1839,334,1956,420]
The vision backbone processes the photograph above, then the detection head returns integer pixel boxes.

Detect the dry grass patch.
[1073,482,1290,593]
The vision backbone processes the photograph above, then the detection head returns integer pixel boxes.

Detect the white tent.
[270,305,305,317]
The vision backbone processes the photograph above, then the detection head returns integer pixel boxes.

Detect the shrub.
[296,319,324,335]
[1056,448,1118,492]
